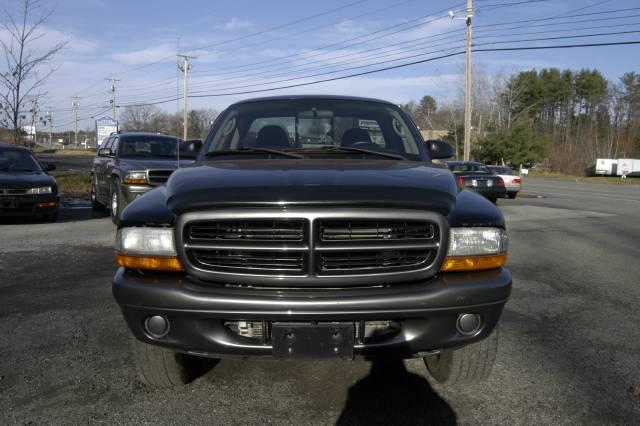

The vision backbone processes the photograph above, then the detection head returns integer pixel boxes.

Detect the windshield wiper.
[205,148,304,159]
[321,146,407,160]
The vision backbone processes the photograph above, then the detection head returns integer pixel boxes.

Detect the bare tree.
[120,104,160,132]
[0,0,66,145]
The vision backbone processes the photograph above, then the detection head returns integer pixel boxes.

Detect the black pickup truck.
[112,95,511,388]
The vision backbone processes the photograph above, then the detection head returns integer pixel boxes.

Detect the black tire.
[508,192,517,199]
[91,176,105,210]
[132,338,191,388]
[424,325,499,385]
[132,338,218,388]
[110,179,122,224]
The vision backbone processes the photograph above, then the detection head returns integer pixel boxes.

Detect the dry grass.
[52,172,92,198]
[528,171,640,185]
[34,148,96,156]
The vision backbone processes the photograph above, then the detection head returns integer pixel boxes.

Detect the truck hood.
[117,158,194,170]
[165,160,457,215]
[0,171,56,189]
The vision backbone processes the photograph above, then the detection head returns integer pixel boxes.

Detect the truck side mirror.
[428,140,454,159]
[180,139,202,158]
[44,163,56,172]
[98,148,113,157]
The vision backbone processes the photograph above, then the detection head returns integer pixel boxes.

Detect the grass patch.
[33,148,96,156]
[528,171,640,185]
[52,172,91,198]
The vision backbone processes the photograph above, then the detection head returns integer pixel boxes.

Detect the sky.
[2,0,639,131]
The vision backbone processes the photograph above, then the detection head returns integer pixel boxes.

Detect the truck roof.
[231,94,396,106]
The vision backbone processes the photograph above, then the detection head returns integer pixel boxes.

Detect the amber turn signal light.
[116,253,183,272]
[440,253,507,272]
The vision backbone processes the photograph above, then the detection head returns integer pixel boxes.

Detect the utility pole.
[106,77,121,121]
[178,54,195,140]
[29,99,38,145]
[71,97,80,145]
[48,108,53,145]
[463,0,473,161]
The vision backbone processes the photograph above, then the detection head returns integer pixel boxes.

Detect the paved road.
[36,153,93,172]
[1,178,639,424]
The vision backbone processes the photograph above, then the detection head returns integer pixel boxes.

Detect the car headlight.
[122,171,148,185]
[115,227,183,271]
[26,186,53,194]
[441,227,508,272]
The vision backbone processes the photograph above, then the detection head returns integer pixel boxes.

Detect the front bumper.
[113,267,512,359]
[120,183,153,205]
[0,194,59,217]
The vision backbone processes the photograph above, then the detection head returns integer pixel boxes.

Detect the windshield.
[118,135,179,158]
[204,99,425,160]
[448,163,491,174]
[0,148,42,172]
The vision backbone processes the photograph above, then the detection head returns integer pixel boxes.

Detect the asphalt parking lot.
[1,177,639,424]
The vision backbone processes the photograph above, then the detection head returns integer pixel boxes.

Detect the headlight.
[122,171,147,185]
[115,227,182,271]
[26,186,53,194]
[441,227,508,272]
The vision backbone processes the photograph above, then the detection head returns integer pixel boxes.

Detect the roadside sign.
[95,116,118,147]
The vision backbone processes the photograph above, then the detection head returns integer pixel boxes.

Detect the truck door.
[105,136,119,191]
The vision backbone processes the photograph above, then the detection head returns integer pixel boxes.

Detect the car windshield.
[204,99,425,160]
[118,135,179,158]
[449,163,491,174]
[0,148,42,172]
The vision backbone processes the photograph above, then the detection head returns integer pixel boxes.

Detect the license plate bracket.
[272,322,355,359]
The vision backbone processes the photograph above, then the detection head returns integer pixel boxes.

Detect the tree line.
[118,105,218,141]
[402,68,640,175]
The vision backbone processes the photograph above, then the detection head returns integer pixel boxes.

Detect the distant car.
[90,132,195,224]
[487,166,522,199]
[446,161,506,203]
[0,144,59,221]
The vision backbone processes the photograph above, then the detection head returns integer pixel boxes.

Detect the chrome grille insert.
[177,209,447,287]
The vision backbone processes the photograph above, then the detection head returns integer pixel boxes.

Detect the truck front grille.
[192,249,305,274]
[178,209,446,287]
[319,249,432,272]
[187,220,304,242]
[147,169,173,186]
[319,220,435,241]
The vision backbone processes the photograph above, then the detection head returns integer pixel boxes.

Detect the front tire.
[424,325,499,385]
[110,179,122,224]
[132,338,218,388]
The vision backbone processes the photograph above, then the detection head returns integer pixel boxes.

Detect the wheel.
[507,192,517,199]
[424,325,499,385]
[110,179,122,224]
[132,338,192,388]
[91,176,105,210]
[132,338,218,388]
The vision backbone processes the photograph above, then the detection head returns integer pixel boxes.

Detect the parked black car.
[0,144,58,221]
[446,161,507,203]
[91,132,195,223]
[112,96,511,388]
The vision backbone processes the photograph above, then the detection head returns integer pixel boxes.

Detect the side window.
[103,137,114,150]
[111,137,120,155]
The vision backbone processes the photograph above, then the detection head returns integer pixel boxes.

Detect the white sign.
[95,116,118,147]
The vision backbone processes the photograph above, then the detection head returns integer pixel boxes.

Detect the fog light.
[145,315,170,338]
[456,313,482,336]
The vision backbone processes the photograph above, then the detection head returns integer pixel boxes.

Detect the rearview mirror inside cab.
[179,139,202,158]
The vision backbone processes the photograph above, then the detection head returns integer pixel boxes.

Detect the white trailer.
[616,158,640,177]
[595,158,617,176]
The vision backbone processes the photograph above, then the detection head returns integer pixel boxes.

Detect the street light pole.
[178,54,195,140]
[71,97,80,145]
[463,0,473,161]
